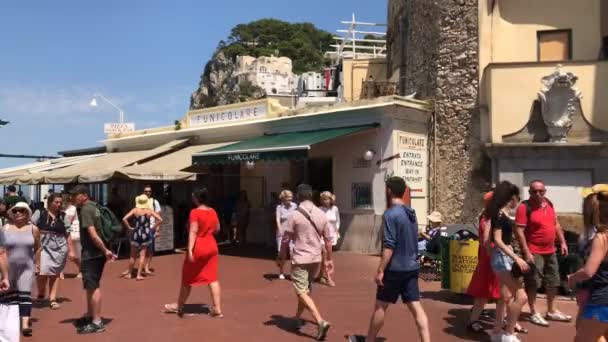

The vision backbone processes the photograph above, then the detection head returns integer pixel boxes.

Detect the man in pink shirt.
[515,180,571,327]
[280,184,334,341]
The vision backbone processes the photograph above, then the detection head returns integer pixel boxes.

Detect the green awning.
[191,126,375,165]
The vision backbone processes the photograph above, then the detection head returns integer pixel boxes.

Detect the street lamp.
[90,93,125,124]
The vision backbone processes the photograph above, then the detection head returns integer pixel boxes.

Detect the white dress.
[321,206,340,246]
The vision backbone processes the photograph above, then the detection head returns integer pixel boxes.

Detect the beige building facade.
[480,0,608,229]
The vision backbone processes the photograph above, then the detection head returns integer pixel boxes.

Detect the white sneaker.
[491,332,503,342]
[278,274,286,280]
[501,334,521,342]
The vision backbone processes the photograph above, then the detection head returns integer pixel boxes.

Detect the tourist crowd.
[0,177,606,342]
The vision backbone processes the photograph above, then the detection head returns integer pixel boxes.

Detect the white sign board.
[104,123,135,134]
[396,132,428,197]
[155,205,174,252]
[189,103,267,127]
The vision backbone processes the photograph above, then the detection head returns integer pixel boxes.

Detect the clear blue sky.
[0,1,386,168]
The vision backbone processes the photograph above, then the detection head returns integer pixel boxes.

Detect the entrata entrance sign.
[104,123,135,134]
[396,132,428,197]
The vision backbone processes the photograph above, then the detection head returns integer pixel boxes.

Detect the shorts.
[291,263,319,295]
[524,253,560,291]
[582,304,608,323]
[376,270,420,304]
[81,257,106,290]
[491,248,514,273]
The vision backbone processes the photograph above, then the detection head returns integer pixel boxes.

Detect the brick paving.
[27,247,577,341]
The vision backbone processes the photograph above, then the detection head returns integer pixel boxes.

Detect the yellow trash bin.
[449,239,479,294]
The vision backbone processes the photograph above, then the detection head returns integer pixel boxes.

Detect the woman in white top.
[319,191,340,287]
[275,190,297,280]
[63,194,81,279]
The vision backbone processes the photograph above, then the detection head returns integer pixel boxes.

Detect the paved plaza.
[28,248,577,341]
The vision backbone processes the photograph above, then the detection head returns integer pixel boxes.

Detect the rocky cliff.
[189,19,333,110]
[190,51,264,110]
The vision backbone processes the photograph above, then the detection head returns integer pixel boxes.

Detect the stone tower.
[387,0,489,223]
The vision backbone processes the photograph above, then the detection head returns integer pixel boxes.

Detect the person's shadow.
[345,335,387,341]
[263,273,291,281]
[263,315,315,339]
[60,317,114,327]
[443,308,492,342]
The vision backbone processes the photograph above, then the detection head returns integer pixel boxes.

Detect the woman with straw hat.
[122,195,162,281]
[0,202,40,337]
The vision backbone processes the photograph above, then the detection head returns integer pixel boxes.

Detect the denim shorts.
[582,304,608,323]
[491,248,514,273]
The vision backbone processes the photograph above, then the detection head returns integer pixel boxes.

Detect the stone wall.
[387,0,490,223]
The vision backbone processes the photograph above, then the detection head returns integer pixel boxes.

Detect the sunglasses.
[13,209,27,214]
[144,190,152,193]
[530,189,546,194]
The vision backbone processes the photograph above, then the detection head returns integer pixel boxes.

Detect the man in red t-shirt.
[515,180,571,327]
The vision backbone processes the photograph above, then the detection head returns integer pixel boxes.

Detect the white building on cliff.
[235,55,296,95]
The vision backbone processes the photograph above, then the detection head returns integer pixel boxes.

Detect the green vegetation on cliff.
[218,18,333,74]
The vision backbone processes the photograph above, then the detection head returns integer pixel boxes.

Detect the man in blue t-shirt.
[349,176,430,342]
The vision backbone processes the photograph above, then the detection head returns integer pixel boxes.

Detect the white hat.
[427,211,443,223]
[8,202,32,219]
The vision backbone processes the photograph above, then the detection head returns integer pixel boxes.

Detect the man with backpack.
[70,185,117,334]
[515,179,571,327]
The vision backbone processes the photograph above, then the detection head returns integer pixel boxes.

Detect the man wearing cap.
[70,185,116,334]
[280,184,333,341]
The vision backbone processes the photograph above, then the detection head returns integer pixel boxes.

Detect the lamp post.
[90,93,125,124]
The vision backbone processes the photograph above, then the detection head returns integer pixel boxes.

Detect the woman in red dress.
[164,188,223,318]
[467,192,501,332]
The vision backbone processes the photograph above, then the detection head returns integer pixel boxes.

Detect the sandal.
[209,310,224,318]
[163,304,184,318]
[22,327,32,337]
[467,320,484,333]
[514,324,529,334]
[503,320,529,334]
[49,300,60,310]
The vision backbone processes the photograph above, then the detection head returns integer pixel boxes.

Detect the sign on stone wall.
[155,205,174,252]
[188,102,267,127]
[396,132,428,197]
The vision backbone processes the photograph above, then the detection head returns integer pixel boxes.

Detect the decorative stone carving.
[538,65,583,143]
